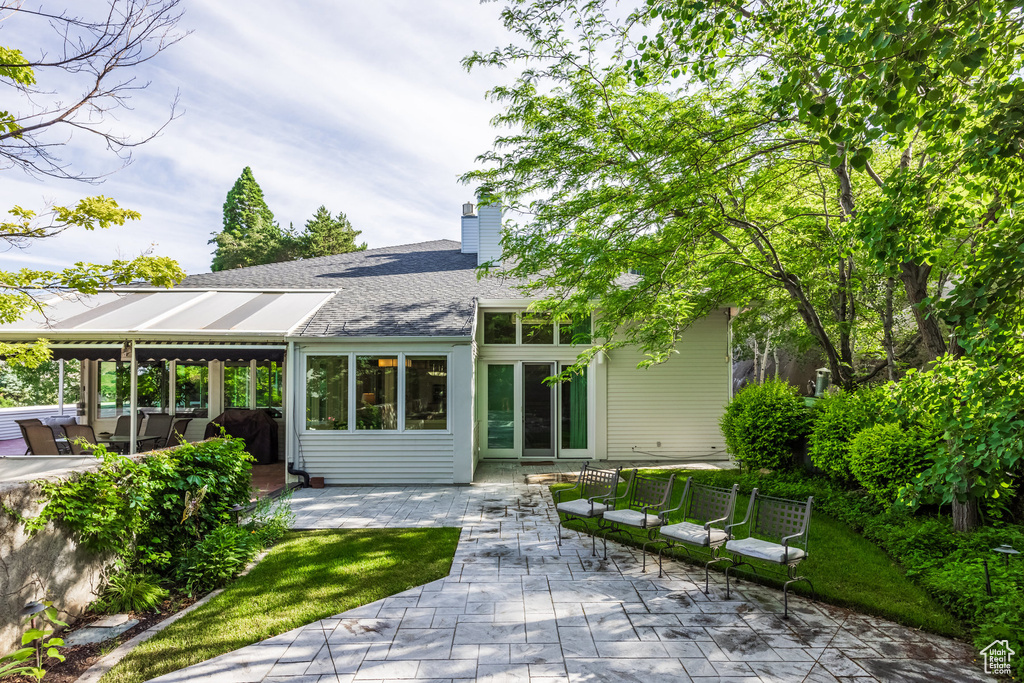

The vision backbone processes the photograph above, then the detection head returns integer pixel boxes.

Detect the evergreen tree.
[210,167,296,270]
[301,206,367,258]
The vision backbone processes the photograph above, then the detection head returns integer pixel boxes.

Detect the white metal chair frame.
[724,488,814,618]
[596,470,677,560]
[643,478,740,591]
[553,463,622,547]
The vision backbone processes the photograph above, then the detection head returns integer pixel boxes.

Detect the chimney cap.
[462,202,476,217]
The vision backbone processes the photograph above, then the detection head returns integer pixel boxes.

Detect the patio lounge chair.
[24,424,61,455]
[142,413,174,449]
[63,424,98,455]
[724,488,814,618]
[553,463,621,547]
[168,418,192,446]
[644,478,739,590]
[15,418,42,454]
[597,470,676,560]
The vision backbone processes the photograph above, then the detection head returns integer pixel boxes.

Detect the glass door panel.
[523,362,555,456]
[487,364,515,449]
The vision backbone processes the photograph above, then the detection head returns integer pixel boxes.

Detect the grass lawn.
[101,527,460,683]
[554,468,964,638]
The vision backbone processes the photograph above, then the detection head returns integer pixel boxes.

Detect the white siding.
[297,432,455,484]
[477,203,502,266]
[605,312,731,460]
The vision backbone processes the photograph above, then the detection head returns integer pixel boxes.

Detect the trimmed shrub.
[720,379,808,471]
[848,423,931,507]
[808,386,894,483]
[175,524,260,596]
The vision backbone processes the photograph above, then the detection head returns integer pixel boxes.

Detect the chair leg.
[705,556,731,595]
[556,518,563,546]
[782,565,813,619]
[724,559,748,599]
[641,539,665,574]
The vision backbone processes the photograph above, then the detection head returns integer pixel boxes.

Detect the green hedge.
[849,423,932,508]
[720,379,808,470]
[808,386,892,482]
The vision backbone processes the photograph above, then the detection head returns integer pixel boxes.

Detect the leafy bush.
[95,572,169,614]
[808,386,893,482]
[175,524,261,596]
[136,438,254,574]
[848,423,932,508]
[244,493,295,548]
[720,379,808,471]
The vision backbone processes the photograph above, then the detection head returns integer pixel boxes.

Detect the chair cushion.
[661,521,728,547]
[726,538,806,564]
[603,509,663,528]
[556,499,609,518]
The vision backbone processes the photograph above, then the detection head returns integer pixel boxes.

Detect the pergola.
[0,288,335,454]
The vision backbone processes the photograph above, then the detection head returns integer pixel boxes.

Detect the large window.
[304,353,449,432]
[483,312,516,344]
[175,363,209,416]
[355,356,398,430]
[306,356,348,430]
[256,362,284,409]
[405,356,447,430]
[97,361,169,417]
[487,364,514,449]
[522,313,554,344]
[223,362,251,409]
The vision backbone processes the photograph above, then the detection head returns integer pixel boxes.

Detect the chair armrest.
[725,488,757,536]
[554,481,582,503]
[703,514,730,531]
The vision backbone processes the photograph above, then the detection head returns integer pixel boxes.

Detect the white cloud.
[0,0,516,276]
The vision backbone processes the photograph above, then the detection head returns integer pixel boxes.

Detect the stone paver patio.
[152,476,990,683]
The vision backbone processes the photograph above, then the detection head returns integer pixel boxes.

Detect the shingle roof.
[180,240,527,337]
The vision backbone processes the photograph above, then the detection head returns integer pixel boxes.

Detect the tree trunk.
[883,277,896,381]
[781,274,852,388]
[900,261,947,361]
[952,497,980,533]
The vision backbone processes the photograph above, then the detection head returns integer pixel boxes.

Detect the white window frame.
[480,310,591,347]
[300,351,452,434]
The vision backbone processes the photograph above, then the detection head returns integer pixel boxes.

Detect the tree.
[0,0,185,180]
[0,359,80,407]
[210,167,296,270]
[1,1,186,365]
[301,206,366,258]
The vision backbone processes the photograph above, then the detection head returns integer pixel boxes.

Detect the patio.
[146,468,990,683]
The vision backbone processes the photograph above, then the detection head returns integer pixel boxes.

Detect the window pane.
[561,364,588,449]
[483,312,516,344]
[355,356,398,430]
[224,362,251,408]
[559,315,592,345]
[306,356,348,430]
[522,313,554,344]
[97,361,168,417]
[487,364,514,449]
[256,361,283,412]
[175,363,209,417]
[405,356,447,430]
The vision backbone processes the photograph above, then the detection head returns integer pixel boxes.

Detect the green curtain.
[569,370,588,449]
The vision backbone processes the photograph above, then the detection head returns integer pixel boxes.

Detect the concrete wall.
[0,466,111,653]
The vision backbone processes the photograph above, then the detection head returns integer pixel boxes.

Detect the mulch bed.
[7,596,197,683]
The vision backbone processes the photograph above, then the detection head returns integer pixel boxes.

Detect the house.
[0,203,732,484]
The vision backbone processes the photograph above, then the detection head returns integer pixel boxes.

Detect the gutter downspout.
[285,340,310,488]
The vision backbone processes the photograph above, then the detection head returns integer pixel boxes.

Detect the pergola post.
[129,339,138,456]
[57,359,65,415]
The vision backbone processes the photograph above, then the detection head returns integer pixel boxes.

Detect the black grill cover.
[204,409,279,465]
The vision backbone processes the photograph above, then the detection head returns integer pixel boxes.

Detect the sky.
[0,1,515,277]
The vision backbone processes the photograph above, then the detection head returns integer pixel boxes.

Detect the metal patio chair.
[142,413,174,449]
[553,463,622,547]
[24,425,61,455]
[597,470,676,560]
[62,424,98,455]
[724,488,814,618]
[644,478,739,590]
